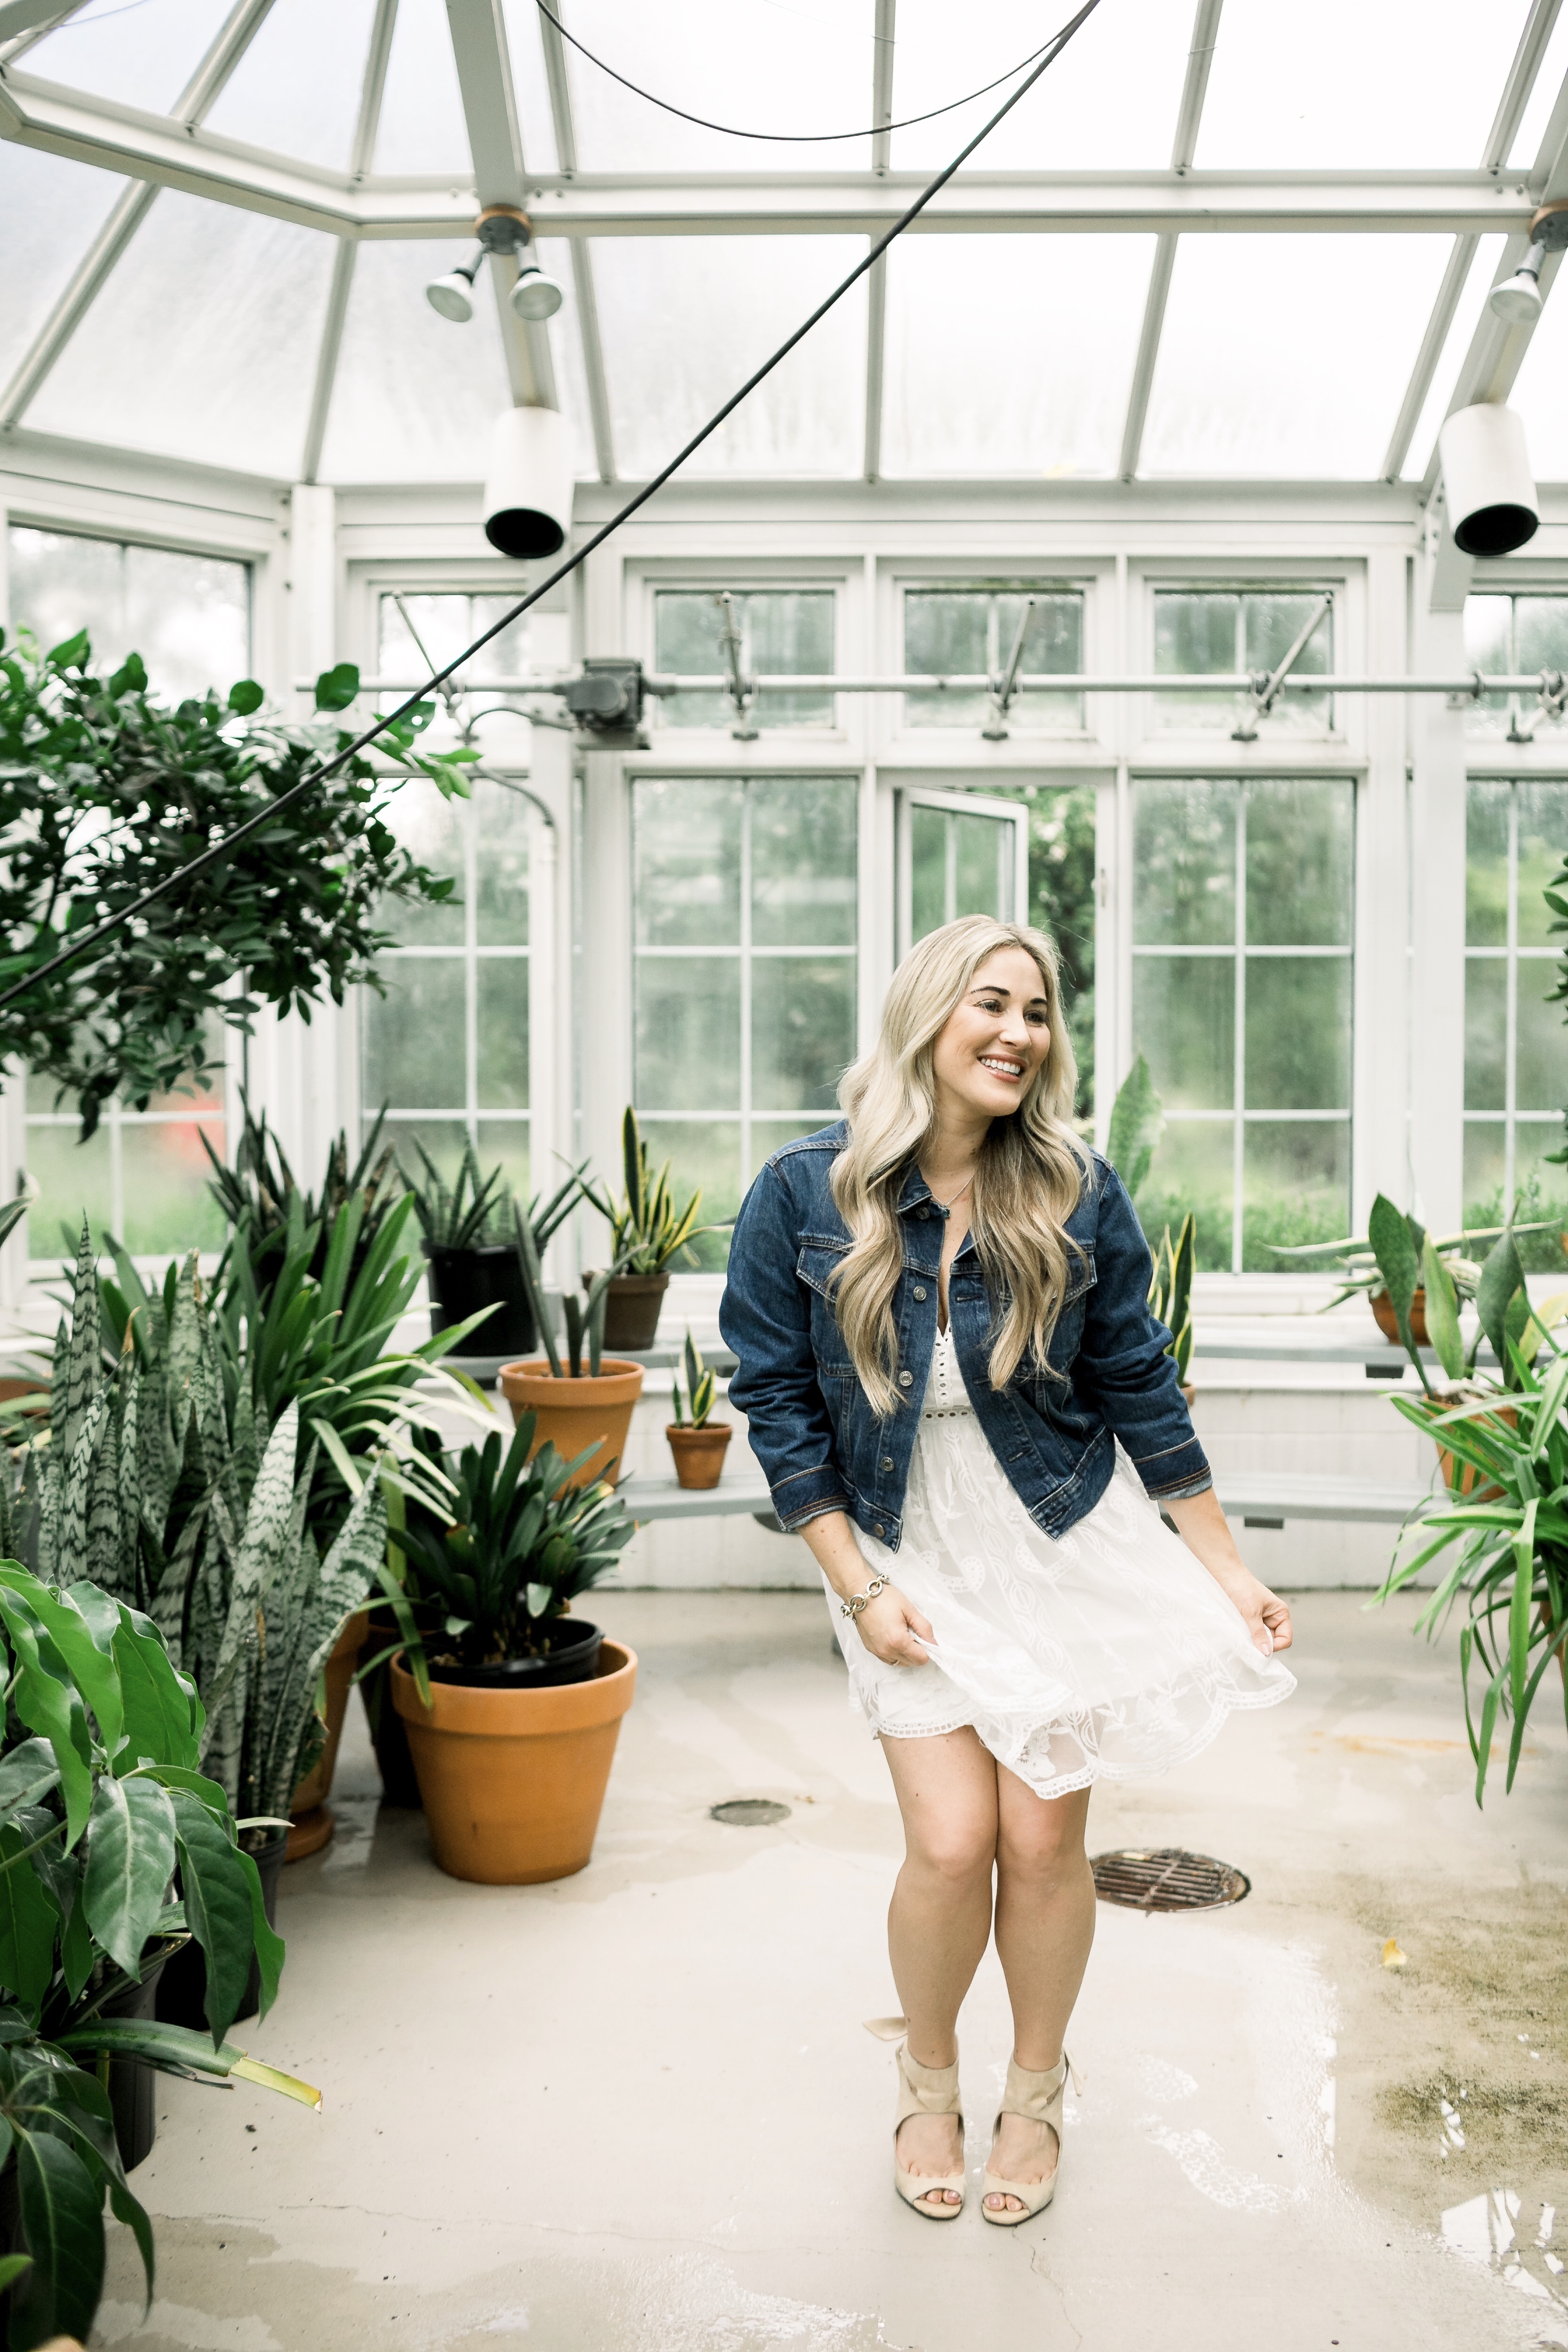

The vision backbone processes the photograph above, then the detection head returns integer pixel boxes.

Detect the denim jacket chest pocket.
[796,1239,856,1376]
[1037,1248,1098,1390]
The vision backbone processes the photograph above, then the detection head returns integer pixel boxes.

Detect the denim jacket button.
[913,1284,927,1301]
[880,1455,894,1471]
[898,1370,913,1388]
[873,1525,885,1539]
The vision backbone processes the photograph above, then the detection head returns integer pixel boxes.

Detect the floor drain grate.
[710,1798,791,1828]
[1090,1847,1250,1913]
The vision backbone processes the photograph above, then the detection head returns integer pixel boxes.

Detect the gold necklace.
[926,1169,975,1209]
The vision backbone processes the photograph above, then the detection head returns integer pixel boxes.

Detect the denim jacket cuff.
[771,1463,852,1531]
[1147,1468,1213,1502]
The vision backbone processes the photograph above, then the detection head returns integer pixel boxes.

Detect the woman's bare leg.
[880,1727,999,2208]
[985,1772,1095,2214]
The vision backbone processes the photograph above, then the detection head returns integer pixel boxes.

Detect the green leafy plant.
[580,1108,724,1276]
[202,1097,404,1297]
[509,1208,630,1380]
[389,1417,635,1681]
[1369,1204,1568,1802]
[1147,1216,1195,1383]
[401,1136,584,1258]
[1265,1204,1552,1317]
[0,1560,319,2347]
[669,1331,716,1428]
[0,631,472,1139]
[1105,1053,1162,1201]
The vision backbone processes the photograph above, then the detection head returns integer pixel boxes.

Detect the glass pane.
[374,0,470,172]
[954,815,1010,922]
[1464,595,1515,738]
[634,957,740,1112]
[1154,592,1238,731]
[883,235,1155,478]
[24,0,222,111]
[362,960,467,1110]
[7,528,249,705]
[0,148,129,396]
[751,779,856,948]
[1512,1141,1568,1268]
[32,193,335,480]
[318,242,516,486]
[1242,595,1332,732]
[379,778,465,948]
[381,1116,468,1187]
[1464,959,1507,1112]
[1142,236,1453,478]
[910,806,948,941]
[24,1125,112,1263]
[476,961,529,1110]
[632,1121,739,1272]
[1196,0,1535,168]
[1027,787,1097,1120]
[1246,780,1353,947]
[905,589,1083,731]
[634,781,742,948]
[378,594,533,695]
[119,1121,227,1255]
[1515,965,1564,1113]
[1132,956,1234,1110]
[1463,1123,1508,1234]
[1244,958,1351,1111]
[1465,782,1510,948]
[1516,784,1568,946]
[654,590,834,730]
[473,779,530,947]
[752,958,855,1113]
[1133,780,1236,946]
[474,1120,531,1215]
[1242,1121,1350,1271]
[203,0,375,168]
[594,238,866,479]
[1137,1121,1234,1275]
[747,1116,834,1183]
[890,0,1189,171]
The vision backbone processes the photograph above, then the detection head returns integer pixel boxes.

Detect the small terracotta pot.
[588,1271,670,1351]
[1371,1287,1430,1347]
[498,1357,645,1488]
[287,1607,371,1862]
[391,1641,638,1884]
[666,1421,732,1489]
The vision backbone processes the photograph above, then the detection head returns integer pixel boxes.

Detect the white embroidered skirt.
[833,1338,1295,1799]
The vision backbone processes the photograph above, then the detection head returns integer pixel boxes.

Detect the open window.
[897,787,1030,957]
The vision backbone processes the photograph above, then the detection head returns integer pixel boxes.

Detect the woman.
[719,916,1294,2227]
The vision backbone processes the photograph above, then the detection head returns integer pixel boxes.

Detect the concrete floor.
[94,1589,1568,2352]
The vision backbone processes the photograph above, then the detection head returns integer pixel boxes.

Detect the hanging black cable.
[534,0,1073,143]
[0,0,1102,1021]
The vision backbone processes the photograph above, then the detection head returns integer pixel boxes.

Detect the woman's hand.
[855,1584,937,1668]
[1210,1566,1293,1658]
[1162,1488,1293,1658]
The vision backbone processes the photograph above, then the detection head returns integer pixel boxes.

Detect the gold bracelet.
[840,1575,889,1620]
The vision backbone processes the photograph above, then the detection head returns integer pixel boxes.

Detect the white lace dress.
[831,1326,1295,1798]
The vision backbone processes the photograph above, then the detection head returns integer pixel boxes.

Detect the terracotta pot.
[497,1357,645,1488]
[587,1270,670,1351]
[287,1607,371,1862]
[391,1640,638,1884]
[1371,1287,1430,1347]
[666,1421,732,1490]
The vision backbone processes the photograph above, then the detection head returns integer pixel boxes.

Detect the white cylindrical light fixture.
[482,404,572,559]
[1438,402,1539,557]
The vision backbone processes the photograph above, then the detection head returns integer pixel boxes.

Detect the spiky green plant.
[579,1106,724,1275]
[669,1330,716,1428]
[1147,1216,1195,1383]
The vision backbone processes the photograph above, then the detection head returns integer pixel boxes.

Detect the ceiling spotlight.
[509,262,565,323]
[426,248,482,324]
[1489,200,1568,326]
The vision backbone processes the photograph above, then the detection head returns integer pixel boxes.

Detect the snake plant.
[579,1106,724,1276]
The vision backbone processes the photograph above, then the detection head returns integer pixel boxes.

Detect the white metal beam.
[0,0,276,431]
[871,0,895,179]
[863,249,887,482]
[1118,0,1222,480]
[444,0,557,406]
[0,1,84,66]
[537,0,614,478]
[300,0,396,483]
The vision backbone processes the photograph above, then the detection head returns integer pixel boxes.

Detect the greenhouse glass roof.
[1,0,1566,490]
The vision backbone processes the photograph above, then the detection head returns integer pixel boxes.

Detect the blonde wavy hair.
[828,916,1090,1416]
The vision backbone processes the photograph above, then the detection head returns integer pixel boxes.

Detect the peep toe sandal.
[981,2051,1081,2226]
[867,2018,966,2219]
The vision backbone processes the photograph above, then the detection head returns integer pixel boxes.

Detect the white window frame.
[895,785,1030,960]
[1462,776,1566,1216]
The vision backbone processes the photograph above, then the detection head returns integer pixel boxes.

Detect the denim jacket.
[718,1120,1210,1550]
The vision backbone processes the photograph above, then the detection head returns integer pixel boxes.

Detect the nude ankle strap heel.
[981,2050,1081,2227]
[867,2017,966,2220]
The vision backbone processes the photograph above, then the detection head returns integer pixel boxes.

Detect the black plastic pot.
[157,1826,288,2035]
[426,1243,536,1356]
[89,1937,180,2171]
[364,1605,423,1807]
[425,1618,604,1690]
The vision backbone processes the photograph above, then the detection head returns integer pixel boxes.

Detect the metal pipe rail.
[332,672,1555,698]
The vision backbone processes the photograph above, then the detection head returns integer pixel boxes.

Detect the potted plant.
[1265,1200,1556,1344]
[1148,1214,1196,1403]
[384,1417,638,1883]
[0,1560,319,2347]
[666,1331,732,1488]
[499,1211,644,1488]
[402,1135,584,1360]
[578,1107,725,1348]
[1369,1200,1567,1801]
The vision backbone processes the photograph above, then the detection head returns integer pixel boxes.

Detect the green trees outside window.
[1465,779,1568,1264]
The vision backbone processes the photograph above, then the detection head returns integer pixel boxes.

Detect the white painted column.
[1353,547,1415,1226]
[1408,594,1470,1233]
